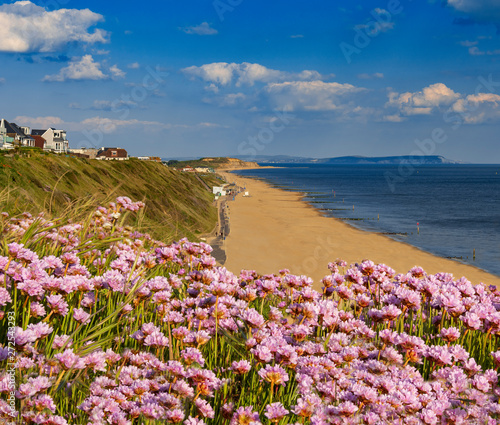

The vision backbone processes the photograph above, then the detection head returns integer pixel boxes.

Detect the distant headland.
[234,155,463,165]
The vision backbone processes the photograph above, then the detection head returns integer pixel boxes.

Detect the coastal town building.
[32,128,69,153]
[0,121,14,150]
[96,147,129,160]
[195,167,215,173]
[31,135,46,150]
[0,119,35,147]
[0,118,70,153]
[213,186,228,196]
[69,148,99,159]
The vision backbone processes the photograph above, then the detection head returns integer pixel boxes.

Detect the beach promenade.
[219,171,500,289]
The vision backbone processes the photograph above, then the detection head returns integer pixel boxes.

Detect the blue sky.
[1,0,500,162]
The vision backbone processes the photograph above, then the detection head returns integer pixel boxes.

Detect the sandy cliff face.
[201,157,259,169]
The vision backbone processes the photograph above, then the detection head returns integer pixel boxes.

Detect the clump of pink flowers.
[1,199,499,424]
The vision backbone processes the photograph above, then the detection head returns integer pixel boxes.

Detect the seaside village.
[0,117,208,166]
[0,117,243,199]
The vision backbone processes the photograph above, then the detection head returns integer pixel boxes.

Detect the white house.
[0,122,13,150]
[32,128,69,153]
[212,186,228,196]
[195,167,214,173]
[0,119,34,147]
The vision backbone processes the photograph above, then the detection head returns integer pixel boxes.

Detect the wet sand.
[219,171,500,289]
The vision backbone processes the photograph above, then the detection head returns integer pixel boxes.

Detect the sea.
[232,164,500,278]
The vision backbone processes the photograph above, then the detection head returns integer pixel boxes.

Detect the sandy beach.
[218,170,500,289]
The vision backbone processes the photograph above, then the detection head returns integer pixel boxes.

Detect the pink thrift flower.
[46,294,69,316]
[55,349,86,370]
[231,360,252,375]
[241,308,265,329]
[19,376,52,397]
[194,398,214,419]
[230,406,261,425]
[0,287,12,307]
[27,322,53,339]
[144,331,169,348]
[52,335,72,350]
[30,301,46,318]
[73,308,91,324]
[336,401,359,417]
[265,403,289,423]
[181,347,205,366]
[440,327,461,343]
[184,417,206,425]
[258,365,289,386]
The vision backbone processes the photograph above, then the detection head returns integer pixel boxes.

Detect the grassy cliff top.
[0,149,221,242]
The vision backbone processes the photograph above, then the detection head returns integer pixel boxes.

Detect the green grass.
[0,150,221,242]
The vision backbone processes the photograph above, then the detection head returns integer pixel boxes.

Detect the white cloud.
[236,63,287,86]
[43,55,120,82]
[127,62,140,69]
[0,1,108,53]
[460,40,478,47]
[80,117,225,133]
[181,22,218,35]
[264,80,365,112]
[448,0,500,23]
[184,63,237,86]
[458,38,500,55]
[356,9,395,34]
[386,83,500,124]
[109,65,126,80]
[43,55,105,82]
[358,73,384,80]
[91,100,139,111]
[451,93,500,123]
[0,77,5,84]
[468,46,500,55]
[464,93,500,105]
[387,83,461,116]
[81,117,168,133]
[290,34,304,38]
[295,70,327,80]
[183,62,331,88]
[462,113,487,124]
[12,115,224,135]
[223,93,246,104]
[13,115,64,128]
[198,122,224,128]
[185,62,367,118]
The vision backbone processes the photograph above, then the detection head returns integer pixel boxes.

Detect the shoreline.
[218,170,500,289]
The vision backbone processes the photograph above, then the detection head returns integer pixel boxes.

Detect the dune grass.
[0,150,219,242]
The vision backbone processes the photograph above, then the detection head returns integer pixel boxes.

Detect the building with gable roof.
[32,128,69,153]
[0,119,35,147]
[96,147,129,160]
[0,119,14,149]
